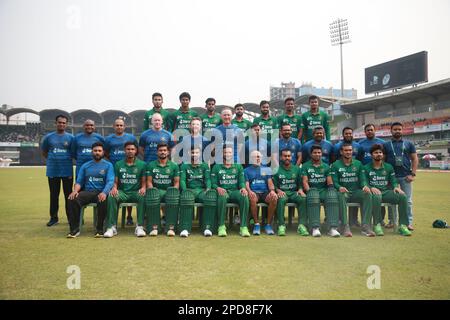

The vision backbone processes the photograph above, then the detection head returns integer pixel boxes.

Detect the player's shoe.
[126,217,134,226]
[94,232,104,238]
[149,228,158,237]
[328,227,340,238]
[218,225,227,237]
[361,224,376,237]
[342,224,353,237]
[253,224,261,235]
[374,223,384,236]
[47,218,59,227]
[312,228,321,237]
[277,225,286,236]
[180,230,189,238]
[135,226,146,237]
[240,227,250,237]
[66,230,80,238]
[104,228,115,238]
[399,224,412,236]
[167,229,175,237]
[265,224,275,235]
[297,224,309,236]
[204,229,213,237]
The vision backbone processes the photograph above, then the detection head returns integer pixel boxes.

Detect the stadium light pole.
[329,18,351,99]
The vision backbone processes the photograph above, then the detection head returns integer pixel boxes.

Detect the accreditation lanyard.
[390,141,405,157]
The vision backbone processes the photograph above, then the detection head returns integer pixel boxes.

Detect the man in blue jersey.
[67,142,115,238]
[272,123,302,168]
[358,124,385,165]
[244,123,271,167]
[104,117,138,225]
[173,117,210,164]
[41,115,74,227]
[244,150,278,235]
[301,126,333,164]
[139,113,174,163]
[72,119,105,177]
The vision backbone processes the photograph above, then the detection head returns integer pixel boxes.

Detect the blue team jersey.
[273,137,302,164]
[383,139,417,178]
[104,133,138,165]
[302,139,334,164]
[358,137,385,165]
[41,131,74,177]
[244,165,273,193]
[76,159,115,194]
[72,132,105,174]
[174,134,210,163]
[139,129,174,162]
[333,140,364,160]
[211,124,245,164]
[244,137,271,166]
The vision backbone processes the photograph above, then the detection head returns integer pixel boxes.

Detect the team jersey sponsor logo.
[99,169,105,175]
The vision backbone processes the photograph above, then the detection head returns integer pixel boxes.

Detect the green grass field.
[0,167,449,300]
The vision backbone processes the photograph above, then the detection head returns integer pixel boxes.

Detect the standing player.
[358,124,385,165]
[330,143,374,237]
[299,95,330,142]
[143,92,170,131]
[302,126,333,164]
[272,123,302,168]
[145,143,180,237]
[364,144,412,236]
[301,145,340,237]
[174,117,210,164]
[211,145,250,237]
[253,100,278,142]
[273,149,307,236]
[104,142,146,238]
[232,104,252,132]
[66,142,114,238]
[244,124,271,167]
[200,97,222,131]
[179,146,216,237]
[244,150,277,235]
[72,119,105,177]
[139,113,174,163]
[41,115,74,227]
[168,92,198,142]
[277,97,302,140]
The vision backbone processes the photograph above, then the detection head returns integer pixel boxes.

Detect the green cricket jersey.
[253,116,278,139]
[146,160,180,190]
[114,159,147,193]
[330,159,367,191]
[277,114,303,139]
[301,110,330,142]
[301,160,330,190]
[180,163,211,190]
[232,118,253,131]
[364,162,398,192]
[143,108,170,130]
[168,108,198,132]
[201,113,222,131]
[273,165,302,192]
[211,164,245,191]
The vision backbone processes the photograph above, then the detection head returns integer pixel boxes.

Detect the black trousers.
[67,191,107,233]
[48,177,73,220]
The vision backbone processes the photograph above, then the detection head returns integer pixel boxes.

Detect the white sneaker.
[180,230,189,237]
[104,228,115,238]
[112,226,118,236]
[204,229,213,237]
[135,226,146,237]
[328,227,341,238]
[167,229,175,237]
[312,228,321,237]
[149,229,158,237]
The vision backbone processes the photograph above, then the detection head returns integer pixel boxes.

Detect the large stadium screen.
[365,51,428,94]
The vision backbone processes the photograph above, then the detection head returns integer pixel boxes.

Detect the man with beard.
[72,119,105,177]
[143,92,170,131]
[200,97,222,131]
[145,143,180,237]
[139,113,174,162]
[301,126,333,164]
[364,144,411,237]
[272,123,302,168]
[179,146,216,237]
[104,142,147,238]
[277,97,302,140]
[299,95,330,142]
[273,149,307,237]
[330,143,374,237]
[211,145,250,237]
[232,104,252,132]
[252,100,278,142]
[383,122,418,231]
[67,142,115,238]
[358,124,385,165]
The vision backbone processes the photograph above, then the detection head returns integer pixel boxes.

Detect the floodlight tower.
[329,18,351,98]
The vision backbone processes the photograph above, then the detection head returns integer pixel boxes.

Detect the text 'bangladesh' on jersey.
[146,160,180,190]
[114,159,147,193]
[301,160,330,190]
[211,164,245,191]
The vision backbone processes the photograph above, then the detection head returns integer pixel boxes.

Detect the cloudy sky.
[1,0,449,113]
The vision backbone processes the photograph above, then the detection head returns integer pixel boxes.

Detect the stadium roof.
[0,107,39,118]
[340,78,450,113]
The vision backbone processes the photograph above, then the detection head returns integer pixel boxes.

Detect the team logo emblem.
[382,170,387,175]
[166,168,170,174]
[262,172,266,176]
[320,168,324,174]
[133,168,138,174]
[232,169,237,174]
[161,137,167,142]
[100,170,105,175]
[64,141,68,146]
[352,167,357,171]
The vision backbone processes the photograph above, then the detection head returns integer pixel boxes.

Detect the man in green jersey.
[104,142,147,238]
[365,144,412,236]
[253,100,278,142]
[300,95,330,142]
[168,92,198,139]
[330,143,375,237]
[231,103,252,132]
[301,145,340,237]
[211,145,250,237]
[273,149,307,236]
[145,143,180,236]
[143,92,170,131]
[277,97,302,140]
[179,146,217,237]
[200,97,222,131]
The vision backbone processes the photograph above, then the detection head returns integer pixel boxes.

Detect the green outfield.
[0,167,449,300]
